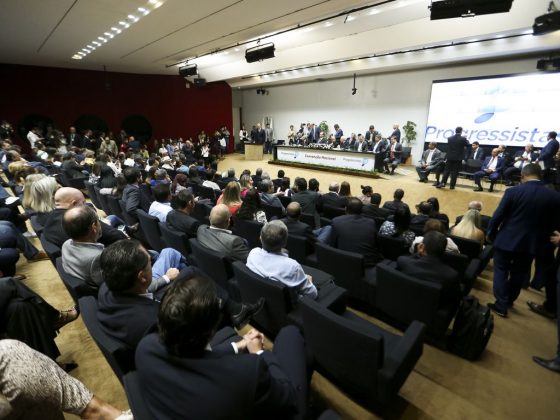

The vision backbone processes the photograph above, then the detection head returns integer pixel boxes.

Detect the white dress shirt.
[148,201,172,223]
[426,150,435,164]
[487,157,498,171]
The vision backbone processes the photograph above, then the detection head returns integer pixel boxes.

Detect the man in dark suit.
[61,152,86,179]
[396,231,460,305]
[436,126,470,189]
[97,240,264,351]
[467,141,485,161]
[251,123,265,144]
[383,136,402,174]
[371,135,388,172]
[351,134,368,153]
[280,202,317,244]
[307,123,320,143]
[292,178,321,228]
[330,198,383,267]
[362,193,392,220]
[503,144,538,186]
[390,123,401,143]
[333,124,343,142]
[122,167,152,223]
[364,125,379,143]
[382,189,410,214]
[319,182,346,208]
[537,131,559,184]
[221,168,238,184]
[166,190,200,237]
[66,126,83,148]
[472,148,505,192]
[135,274,307,419]
[251,168,263,186]
[416,142,444,183]
[42,187,126,248]
[486,164,560,317]
[196,204,250,262]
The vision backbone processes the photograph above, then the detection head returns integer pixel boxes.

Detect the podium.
[245,143,264,161]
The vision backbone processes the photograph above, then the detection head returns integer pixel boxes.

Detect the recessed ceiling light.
[346,15,355,21]
[234,48,240,52]
[93,41,101,46]
[72,55,83,60]
[369,9,380,15]
[78,52,86,56]
[138,7,147,12]
[149,0,158,4]
[87,44,93,48]
[119,21,127,26]
[325,21,333,27]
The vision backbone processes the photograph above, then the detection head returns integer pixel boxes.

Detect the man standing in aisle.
[264,123,274,154]
[436,127,469,190]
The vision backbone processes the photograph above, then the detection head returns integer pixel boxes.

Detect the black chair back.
[231,218,262,249]
[300,213,315,227]
[106,195,125,219]
[262,203,284,220]
[188,238,232,292]
[85,181,102,209]
[39,235,61,265]
[78,296,135,382]
[197,185,216,201]
[192,202,212,225]
[159,223,191,256]
[314,242,364,300]
[136,210,165,251]
[449,235,481,260]
[94,186,111,215]
[55,257,97,305]
[60,170,86,189]
[286,234,313,264]
[279,195,292,208]
[322,205,346,219]
[376,234,409,260]
[123,371,156,420]
[232,261,293,337]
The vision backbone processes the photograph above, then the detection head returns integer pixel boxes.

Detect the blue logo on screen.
[293,152,299,159]
[361,158,369,167]
[474,86,500,124]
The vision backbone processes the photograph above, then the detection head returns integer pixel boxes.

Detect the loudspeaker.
[179,64,197,77]
[533,11,560,36]
[193,78,206,87]
[245,43,275,63]
[430,0,513,20]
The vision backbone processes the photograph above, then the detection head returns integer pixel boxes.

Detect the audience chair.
[231,218,262,249]
[375,264,458,341]
[449,235,493,274]
[197,185,217,202]
[39,235,61,265]
[300,297,425,406]
[286,234,315,265]
[376,234,409,261]
[123,371,156,420]
[55,257,97,306]
[300,213,315,227]
[60,170,87,190]
[192,202,212,225]
[159,222,191,257]
[278,195,292,208]
[262,203,284,220]
[94,186,111,216]
[441,252,480,295]
[322,205,346,219]
[106,195,125,221]
[119,200,139,226]
[136,210,166,252]
[78,296,135,382]
[84,181,103,210]
[314,242,376,308]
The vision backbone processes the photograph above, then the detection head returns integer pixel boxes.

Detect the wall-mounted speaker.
[245,43,275,63]
[193,78,206,87]
[430,0,513,20]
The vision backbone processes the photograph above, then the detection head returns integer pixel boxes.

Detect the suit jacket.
[480,156,505,173]
[166,210,201,237]
[293,190,321,228]
[330,214,382,267]
[196,225,249,262]
[352,141,368,153]
[390,128,401,142]
[372,139,388,154]
[419,148,443,166]
[445,134,469,161]
[487,180,560,255]
[468,148,485,161]
[511,150,538,168]
[334,128,344,140]
[251,129,266,144]
[307,127,320,143]
[43,208,126,248]
[135,333,298,420]
[319,192,347,208]
[280,217,315,243]
[382,200,409,214]
[396,255,460,306]
[365,130,379,142]
[66,133,83,148]
[387,142,402,161]
[62,160,84,179]
[361,204,391,220]
[264,128,274,143]
[122,184,151,220]
[539,138,560,169]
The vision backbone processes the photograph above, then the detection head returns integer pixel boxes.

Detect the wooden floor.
[14,154,560,419]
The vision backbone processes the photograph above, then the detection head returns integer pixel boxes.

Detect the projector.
[430,0,514,20]
[245,43,275,63]
[533,10,560,35]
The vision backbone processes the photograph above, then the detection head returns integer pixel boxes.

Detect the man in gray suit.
[264,123,274,154]
[416,142,443,183]
[196,204,250,262]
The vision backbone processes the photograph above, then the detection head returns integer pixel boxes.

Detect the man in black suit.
[42,187,126,248]
[396,231,460,305]
[390,123,401,143]
[467,141,485,161]
[362,193,392,220]
[307,123,320,143]
[166,190,200,237]
[371,135,388,172]
[135,273,308,419]
[416,142,444,183]
[280,202,316,244]
[330,198,383,267]
[319,182,346,208]
[122,167,152,223]
[364,125,379,143]
[436,127,469,189]
[251,123,265,144]
[251,168,263,186]
[293,178,321,228]
[382,189,410,214]
[61,152,87,178]
[486,164,560,317]
[383,136,402,174]
[97,240,264,351]
[66,126,83,148]
[536,131,560,184]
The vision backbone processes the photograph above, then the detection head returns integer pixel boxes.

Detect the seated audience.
[320,182,346,208]
[188,166,203,186]
[409,219,460,254]
[236,188,267,223]
[96,240,263,350]
[197,204,250,261]
[135,274,306,419]
[410,201,433,232]
[379,204,416,247]
[454,201,491,230]
[149,168,170,187]
[258,179,285,214]
[217,181,242,216]
[62,152,87,178]
[251,167,263,185]
[362,192,392,220]
[122,167,152,222]
[24,176,58,220]
[0,340,129,420]
[450,208,485,247]
[338,181,352,202]
[330,198,383,267]
[382,188,409,214]
[396,231,461,305]
[357,185,373,205]
[308,178,320,193]
[221,168,238,184]
[247,220,319,299]
[171,173,189,195]
[473,148,505,192]
[272,169,285,190]
[293,177,321,228]
[202,168,222,192]
[239,174,253,198]
[166,190,200,237]
[426,196,449,229]
[148,183,172,223]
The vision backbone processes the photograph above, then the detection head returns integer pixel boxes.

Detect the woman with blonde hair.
[21,173,46,210]
[217,181,242,216]
[239,174,253,199]
[451,208,485,247]
[27,176,59,223]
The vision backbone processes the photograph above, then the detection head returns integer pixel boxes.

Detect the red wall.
[0,63,233,150]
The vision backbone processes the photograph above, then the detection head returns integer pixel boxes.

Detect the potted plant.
[319,121,329,135]
[402,121,417,146]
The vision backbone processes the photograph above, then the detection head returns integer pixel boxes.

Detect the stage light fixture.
[533,10,560,35]
[429,0,514,20]
[245,43,275,63]
[178,63,198,77]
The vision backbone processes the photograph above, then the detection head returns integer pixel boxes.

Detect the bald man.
[196,204,250,262]
[42,187,126,248]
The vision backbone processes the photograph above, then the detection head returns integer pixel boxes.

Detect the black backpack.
[447,296,494,360]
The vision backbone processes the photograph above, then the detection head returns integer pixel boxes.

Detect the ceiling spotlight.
[429,0,514,20]
[245,43,275,63]
[93,41,101,46]
[98,37,106,41]
[119,21,127,26]
[72,55,83,60]
[533,10,560,35]
[178,63,198,77]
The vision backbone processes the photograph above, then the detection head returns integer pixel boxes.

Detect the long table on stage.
[272,145,377,175]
